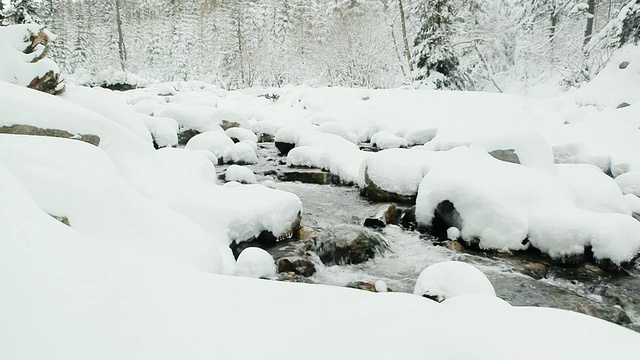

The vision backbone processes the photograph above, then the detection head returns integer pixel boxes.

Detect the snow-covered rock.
[615,171,640,197]
[140,115,178,148]
[236,247,277,278]
[185,131,234,159]
[158,104,226,133]
[370,131,408,150]
[225,165,257,184]
[225,127,258,143]
[223,142,258,164]
[317,122,359,144]
[413,261,496,301]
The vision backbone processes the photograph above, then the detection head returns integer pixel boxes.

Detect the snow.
[158,104,227,133]
[370,131,408,149]
[223,141,258,164]
[414,147,640,264]
[447,227,461,240]
[616,171,640,197]
[235,247,277,278]
[360,148,435,196]
[140,115,178,148]
[625,194,640,214]
[185,131,234,159]
[225,165,257,184]
[225,127,258,143]
[413,261,497,301]
[317,121,359,144]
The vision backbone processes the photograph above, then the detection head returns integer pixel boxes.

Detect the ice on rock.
[223,142,258,164]
[225,165,257,184]
[615,171,640,197]
[185,131,235,159]
[413,261,496,301]
[225,127,258,143]
[370,131,408,150]
[236,247,277,278]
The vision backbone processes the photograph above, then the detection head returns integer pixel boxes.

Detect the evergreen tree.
[619,0,640,45]
[2,0,40,24]
[412,0,462,89]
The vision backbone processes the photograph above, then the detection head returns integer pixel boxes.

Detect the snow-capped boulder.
[236,247,277,278]
[140,115,178,148]
[413,261,496,302]
[225,127,258,143]
[317,122,359,144]
[370,131,408,150]
[224,165,257,184]
[223,142,258,165]
[615,171,640,197]
[185,131,234,160]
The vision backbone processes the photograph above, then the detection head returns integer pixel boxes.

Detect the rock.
[22,27,65,95]
[616,102,631,109]
[297,227,316,242]
[619,61,630,69]
[50,214,70,226]
[277,170,340,185]
[221,120,241,131]
[444,240,466,253]
[101,83,136,91]
[258,133,274,143]
[274,272,314,284]
[275,141,295,155]
[313,224,389,266]
[363,204,399,229]
[361,169,416,203]
[229,212,302,252]
[489,149,520,164]
[400,206,417,230]
[423,200,463,239]
[276,256,316,277]
[516,261,550,280]
[346,281,393,293]
[177,128,200,145]
[0,124,100,146]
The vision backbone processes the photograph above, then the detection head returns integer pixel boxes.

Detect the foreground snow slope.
[1,166,639,359]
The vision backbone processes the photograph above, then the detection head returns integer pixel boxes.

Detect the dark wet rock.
[617,102,631,109]
[177,128,200,145]
[277,256,317,277]
[274,272,314,284]
[516,261,550,280]
[313,224,389,266]
[363,204,399,229]
[0,124,100,146]
[420,200,463,239]
[277,170,340,185]
[444,240,466,253]
[275,141,295,155]
[221,120,240,131]
[101,83,136,91]
[346,281,393,293]
[633,213,640,222]
[359,143,378,152]
[361,168,416,204]
[400,206,417,230]
[229,213,302,254]
[50,214,70,226]
[489,149,520,164]
[619,61,630,69]
[258,133,274,143]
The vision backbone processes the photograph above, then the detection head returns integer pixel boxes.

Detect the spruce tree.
[619,0,640,46]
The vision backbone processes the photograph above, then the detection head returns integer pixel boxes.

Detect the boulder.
[489,149,520,164]
[177,128,200,145]
[363,204,399,229]
[361,169,416,203]
[0,124,100,146]
[275,141,295,155]
[276,256,316,277]
[400,206,417,230]
[258,133,274,143]
[313,224,389,266]
[617,102,631,109]
[619,61,630,69]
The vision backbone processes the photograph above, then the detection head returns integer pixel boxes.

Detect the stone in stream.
[221,120,240,131]
[177,128,200,145]
[277,170,340,185]
[345,281,393,293]
[0,124,100,146]
[400,206,417,230]
[489,149,520,164]
[313,224,389,266]
[275,141,295,155]
[276,256,317,277]
[361,168,416,203]
[258,133,274,143]
[363,203,400,229]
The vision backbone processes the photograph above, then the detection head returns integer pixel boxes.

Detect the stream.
[222,142,640,332]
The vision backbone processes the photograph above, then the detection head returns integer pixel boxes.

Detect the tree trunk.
[584,0,596,45]
[115,0,127,71]
[397,0,413,76]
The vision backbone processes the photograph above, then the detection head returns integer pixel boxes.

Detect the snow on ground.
[413,261,497,301]
[616,171,640,197]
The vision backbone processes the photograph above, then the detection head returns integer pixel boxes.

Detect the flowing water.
[224,143,640,332]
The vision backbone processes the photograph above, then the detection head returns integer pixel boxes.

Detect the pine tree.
[2,0,41,24]
[412,0,461,89]
[619,0,640,45]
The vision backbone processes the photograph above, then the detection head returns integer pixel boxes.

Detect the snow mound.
[223,142,258,164]
[616,171,640,197]
[625,194,640,214]
[317,122,359,144]
[185,131,234,159]
[236,247,277,278]
[225,165,257,184]
[413,261,496,301]
[225,127,258,143]
[158,104,226,133]
[287,146,325,168]
[140,115,178,148]
[447,227,461,240]
[415,147,640,264]
[405,128,438,145]
[370,131,408,150]
[360,148,435,196]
